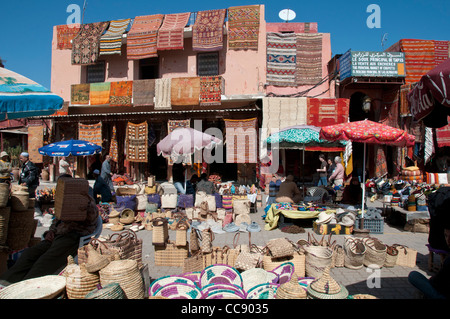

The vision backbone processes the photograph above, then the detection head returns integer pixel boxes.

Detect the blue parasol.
[38,139,102,157]
[0,67,63,120]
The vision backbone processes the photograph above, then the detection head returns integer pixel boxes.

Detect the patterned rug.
[99,18,131,55]
[56,24,81,50]
[155,78,172,109]
[126,122,148,162]
[110,81,133,106]
[200,76,223,106]
[71,84,90,105]
[400,84,412,116]
[90,82,111,105]
[375,145,388,178]
[110,125,119,162]
[434,40,449,66]
[296,34,323,85]
[266,32,297,86]
[72,21,109,65]
[127,14,164,60]
[171,77,200,106]
[192,9,227,51]
[78,122,102,147]
[132,79,155,106]
[227,5,260,50]
[224,118,258,163]
[27,125,43,164]
[306,98,349,127]
[436,117,450,147]
[167,119,191,165]
[157,12,191,51]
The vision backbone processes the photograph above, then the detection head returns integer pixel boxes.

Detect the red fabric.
[436,117,450,147]
[306,98,349,127]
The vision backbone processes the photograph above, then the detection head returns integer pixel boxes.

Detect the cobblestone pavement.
[33,182,434,299]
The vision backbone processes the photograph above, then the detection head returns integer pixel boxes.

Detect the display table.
[264,203,335,231]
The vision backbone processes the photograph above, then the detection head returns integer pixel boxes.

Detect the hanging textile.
[171,77,200,106]
[56,24,81,50]
[436,117,450,147]
[399,84,412,116]
[90,82,111,105]
[126,122,148,162]
[424,127,434,164]
[375,145,388,178]
[157,12,191,51]
[306,98,349,127]
[99,18,131,55]
[379,88,400,128]
[127,14,164,60]
[78,122,102,147]
[132,79,155,106]
[71,21,109,65]
[155,78,172,110]
[167,119,191,165]
[70,84,90,105]
[110,81,133,106]
[227,5,260,50]
[266,32,297,87]
[110,125,119,162]
[224,118,258,164]
[199,76,223,106]
[434,40,449,66]
[296,33,323,85]
[27,125,43,164]
[192,9,227,51]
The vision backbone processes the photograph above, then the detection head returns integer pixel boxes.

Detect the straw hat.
[275,272,307,299]
[85,245,111,273]
[338,214,355,227]
[316,212,334,224]
[0,275,66,299]
[199,264,243,289]
[0,151,8,158]
[241,268,277,292]
[307,267,349,299]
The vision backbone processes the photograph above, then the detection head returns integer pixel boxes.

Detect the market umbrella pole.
[361,142,366,229]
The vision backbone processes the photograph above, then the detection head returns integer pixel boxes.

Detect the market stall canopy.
[407,58,450,128]
[266,125,347,150]
[157,127,222,162]
[39,139,102,157]
[0,67,63,120]
[319,120,415,147]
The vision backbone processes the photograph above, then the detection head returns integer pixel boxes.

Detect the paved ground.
[33,181,434,299]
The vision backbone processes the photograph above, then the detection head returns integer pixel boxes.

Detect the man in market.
[100,155,114,192]
[58,156,72,178]
[196,173,216,194]
[18,152,40,198]
[0,177,99,286]
[276,175,302,203]
[0,151,12,185]
[93,169,113,203]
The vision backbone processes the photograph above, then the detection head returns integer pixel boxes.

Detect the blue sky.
[1,0,449,89]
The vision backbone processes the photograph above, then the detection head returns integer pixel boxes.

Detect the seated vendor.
[276,175,302,203]
[341,177,362,205]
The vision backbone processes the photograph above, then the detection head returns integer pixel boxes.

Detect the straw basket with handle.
[10,190,29,212]
[152,217,169,246]
[0,183,10,208]
[393,244,417,267]
[384,245,399,268]
[63,256,100,299]
[363,237,387,268]
[154,241,188,267]
[343,236,366,270]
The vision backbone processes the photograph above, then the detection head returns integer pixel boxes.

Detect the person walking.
[0,151,12,185]
[316,154,328,186]
[329,156,345,188]
[93,169,113,203]
[327,158,336,184]
[100,155,114,192]
[18,152,40,198]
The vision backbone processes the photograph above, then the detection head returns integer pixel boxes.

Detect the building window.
[86,61,106,83]
[197,52,219,76]
[139,58,159,79]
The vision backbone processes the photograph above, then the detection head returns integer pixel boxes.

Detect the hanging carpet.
[155,78,172,110]
[132,79,155,106]
[110,81,133,106]
[99,18,131,55]
[171,77,200,106]
[127,14,164,60]
[306,98,349,127]
[227,5,260,50]
[109,125,119,162]
[296,33,323,85]
[28,125,43,164]
[266,32,297,87]
[71,84,90,105]
[126,122,148,162]
[56,24,81,50]
[71,21,109,65]
[199,76,223,106]
[192,9,227,51]
[79,122,102,147]
[224,118,258,164]
[157,12,191,51]
[90,82,111,105]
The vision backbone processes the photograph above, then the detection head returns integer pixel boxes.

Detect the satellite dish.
[279,9,296,23]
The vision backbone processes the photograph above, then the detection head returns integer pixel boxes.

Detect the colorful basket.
[84,283,126,299]
[153,282,202,299]
[270,262,295,285]
[149,275,198,296]
[199,264,243,289]
[246,283,279,299]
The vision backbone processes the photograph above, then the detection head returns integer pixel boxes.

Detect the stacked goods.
[54,178,90,221]
[6,206,35,251]
[233,198,251,226]
[400,166,423,183]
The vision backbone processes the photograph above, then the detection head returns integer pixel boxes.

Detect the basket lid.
[277,272,306,299]
[0,275,66,299]
[309,267,342,294]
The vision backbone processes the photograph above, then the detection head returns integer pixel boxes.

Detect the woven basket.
[0,275,66,299]
[0,206,11,246]
[247,283,279,299]
[394,245,417,267]
[152,217,169,246]
[6,208,35,251]
[201,283,247,299]
[99,259,145,299]
[84,282,126,299]
[384,245,399,268]
[175,221,189,247]
[149,275,198,296]
[352,294,378,299]
[275,272,307,299]
[154,282,203,299]
[241,268,278,292]
[154,242,188,267]
[10,191,29,212]
[263,252,305,278]
[119,208,135,225]
[0,183,9,208]
[182,252,204,273]
[306,267,349,299]
[64,256,101,299]
[199,264,243,289]
[85,245,111,273]
[363,238,387,268]
[267,238,295,259]
[332,244,345,268]
[304,245,333,278]
[344,237,366,270]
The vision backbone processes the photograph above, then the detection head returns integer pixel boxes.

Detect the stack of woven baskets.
[306,266,349,299]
